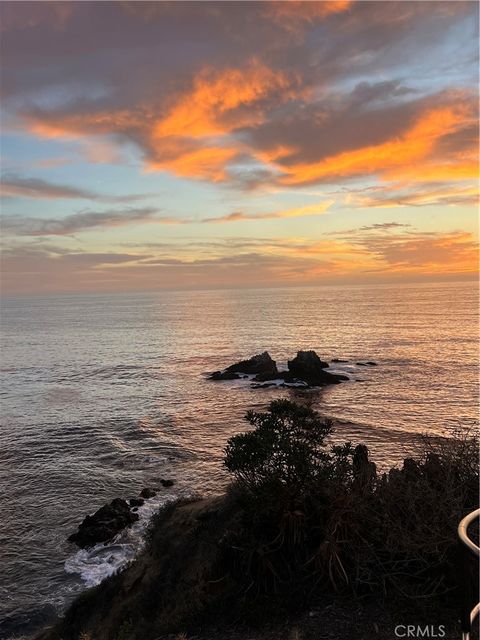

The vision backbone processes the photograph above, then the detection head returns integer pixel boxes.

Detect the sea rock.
[68,498,139,549]
[253,371,281,382]
[251,382,278,389]
[160,479,175,488]
[287,350,348,386]
[352,444,377,491]
[209,370,241,381]
[210,351,278,381]
[129,497,145,507]
[140,488,157,499]
[356,361,377,366]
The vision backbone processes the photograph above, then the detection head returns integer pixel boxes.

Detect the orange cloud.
[346,183,479,208]
[146,61,297,179]
[372,231,478,276]
[203,200,334,223]
[21,68,477,189]
[27,108,147,140]
[147,145,238,182]
[280,104,473,185]
[25,60,299,182]
[383,162,478,183]
[265,1,354,28]
[328,227,479,277]
[3,227,477,295]
[155,61,292,139]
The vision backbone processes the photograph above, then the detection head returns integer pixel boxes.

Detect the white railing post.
[458,508,480,640]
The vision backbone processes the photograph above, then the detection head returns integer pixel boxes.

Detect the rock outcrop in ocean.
[285,350,348,386]
[209,349,351,387]
[67,498,139,549]
[68,481,176,548]
[209,351,278,381]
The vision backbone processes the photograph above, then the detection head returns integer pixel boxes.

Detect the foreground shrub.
[224,400,340,500]
[223,400,479,614]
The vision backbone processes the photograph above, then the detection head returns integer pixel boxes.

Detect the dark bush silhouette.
[225,399,335,491]
[223,400,479,610]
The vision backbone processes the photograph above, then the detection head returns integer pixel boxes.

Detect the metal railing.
[458,508,480,640]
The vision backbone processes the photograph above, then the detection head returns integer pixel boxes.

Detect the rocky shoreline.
[209,349,377,388]
[35,397,477,640]
[68,480,175,549]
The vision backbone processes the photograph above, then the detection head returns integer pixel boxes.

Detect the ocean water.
[0,281,478,638]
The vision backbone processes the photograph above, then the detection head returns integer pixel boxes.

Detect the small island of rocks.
[208,350,377,388]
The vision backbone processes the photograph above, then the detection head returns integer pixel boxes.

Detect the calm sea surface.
[0,282,478,638]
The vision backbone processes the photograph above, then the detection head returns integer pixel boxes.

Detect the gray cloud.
[1,207,176,236]
[1,174,154,202]
[358,223,411,232]
[346,182,479,208]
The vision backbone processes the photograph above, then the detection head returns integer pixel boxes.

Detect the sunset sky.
[1,0,478,295]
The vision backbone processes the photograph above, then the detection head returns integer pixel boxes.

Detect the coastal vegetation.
[40,401,478,640]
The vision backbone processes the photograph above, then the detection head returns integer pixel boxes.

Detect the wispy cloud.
[1,208,180,236]
[1,174,153,203]
[345,182,479,208]
[2,225,476,294]
[2,200,334,237]
[202,200,333,223]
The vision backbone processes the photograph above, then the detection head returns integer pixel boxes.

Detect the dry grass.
[289,628,302,640]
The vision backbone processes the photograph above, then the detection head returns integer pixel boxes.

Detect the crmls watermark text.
[394,626,446,638]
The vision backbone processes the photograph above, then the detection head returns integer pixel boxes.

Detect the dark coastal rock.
[253,370,281,382]
[209,351,279,381]
[129,497,145,507]
[209,350,352,388]
[356,361,377,366]
[140,488,157,499]
[226,351,278,376]
[287,350,348,386]
[209,370,241,381]
[160,479,175,488]
[251,382,278,389]
[352,444,377,491]
[68,498,139,549]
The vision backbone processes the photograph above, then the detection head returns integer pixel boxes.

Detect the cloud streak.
[1,174,153,202]
[2,225,477,295]
[202,201,333,223]
[2,200,335,237]
[1,208,175,236]
[346,182,479,208]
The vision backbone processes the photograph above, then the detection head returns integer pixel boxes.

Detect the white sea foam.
[64,491,191,587]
